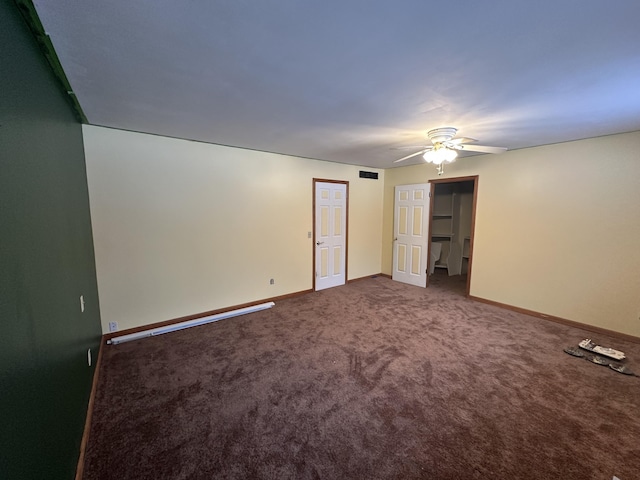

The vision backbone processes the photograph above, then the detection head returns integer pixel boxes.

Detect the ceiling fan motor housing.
[427,127,458,144]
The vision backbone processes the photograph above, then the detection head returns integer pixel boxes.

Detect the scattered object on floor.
[429,242,442,275]
[609,364,637,376]
[579,339,625,360]
[587,354,610,366]
[565,341,637,377]
[563,346,585,357]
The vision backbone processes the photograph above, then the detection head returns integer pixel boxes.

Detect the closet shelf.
[431,187,462,277]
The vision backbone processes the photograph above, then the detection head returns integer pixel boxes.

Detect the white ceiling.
[34,1,640,169]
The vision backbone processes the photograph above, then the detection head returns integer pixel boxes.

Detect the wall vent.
[359,171,378,179]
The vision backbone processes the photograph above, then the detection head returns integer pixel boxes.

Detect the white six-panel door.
[315,181,347,291]
[392,183,431,287]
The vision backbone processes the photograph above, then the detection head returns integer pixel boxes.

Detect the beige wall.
[84,125,639,337]
[83,126,384,333]
[383,131,640,337]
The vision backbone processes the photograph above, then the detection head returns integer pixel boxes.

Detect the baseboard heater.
[106,302,275,345]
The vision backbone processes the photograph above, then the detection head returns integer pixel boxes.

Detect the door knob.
[316,241,324,245]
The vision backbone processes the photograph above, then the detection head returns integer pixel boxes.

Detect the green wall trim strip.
[13,0,88,123]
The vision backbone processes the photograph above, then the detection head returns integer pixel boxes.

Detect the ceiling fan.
[394,127,507,175]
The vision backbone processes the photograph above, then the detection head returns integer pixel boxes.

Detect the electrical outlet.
[87,348,92,366]
[270,278,275,285]
[109,321,118,332]
[80,295,85,313]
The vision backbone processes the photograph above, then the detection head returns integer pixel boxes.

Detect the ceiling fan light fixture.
[423,146,458,165]
[393,126,505,172]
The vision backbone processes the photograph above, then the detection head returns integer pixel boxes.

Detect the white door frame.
[428,175,479,296]
[313,179,349,291]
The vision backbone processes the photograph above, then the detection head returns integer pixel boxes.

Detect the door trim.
[312,179,349,291]
[428,175,479,296]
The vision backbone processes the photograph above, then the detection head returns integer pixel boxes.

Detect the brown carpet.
[83,275,640,479]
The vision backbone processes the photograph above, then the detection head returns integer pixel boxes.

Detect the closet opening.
[428,176,478,297]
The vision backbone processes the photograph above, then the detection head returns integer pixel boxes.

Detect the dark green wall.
[1,1,103,478]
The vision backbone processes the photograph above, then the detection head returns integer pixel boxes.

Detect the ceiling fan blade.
[455,144,507,154]
[394,148,431,163]
[448,137,478,145]
[391,145,431,150]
